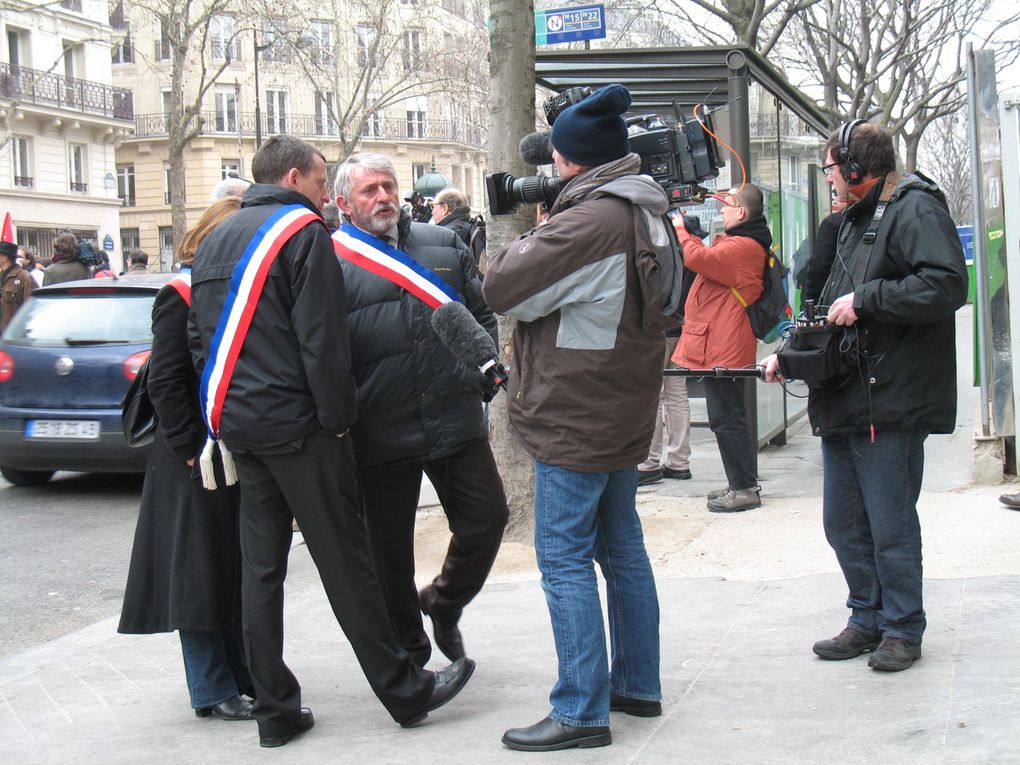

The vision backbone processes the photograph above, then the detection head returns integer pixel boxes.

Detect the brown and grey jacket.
[484,174,675,472]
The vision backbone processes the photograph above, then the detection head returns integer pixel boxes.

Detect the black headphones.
[838,119,866,184]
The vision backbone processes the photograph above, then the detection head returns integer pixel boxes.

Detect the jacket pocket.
[680,321,708,366]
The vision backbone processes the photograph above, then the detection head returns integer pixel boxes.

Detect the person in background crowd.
[126,249,150,274]
[188,135,473,748]
[321,201,341,232]
[1,241,35,331]
[43,233,90,285]
[119,196,255,723]
[763,120,967,672]
[332,153,508,670]
[431,187,485,270]
[93,252,114,279]
[485,84,672,752]
[672,185,769,513]
[17,247,44,288]
[637,327,692,486]
[210,175,251,202]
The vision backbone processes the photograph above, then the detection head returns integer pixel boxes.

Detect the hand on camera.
[761,354,782,383]
[827,293,858,326]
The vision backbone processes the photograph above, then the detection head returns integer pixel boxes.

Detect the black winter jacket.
[188,185,357,451]
[340,211,496,471]
[437,208,484,269]
[810,174,968,436]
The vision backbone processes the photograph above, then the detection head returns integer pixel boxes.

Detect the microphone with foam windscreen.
[431,301,508,397]
[519,130,555,166]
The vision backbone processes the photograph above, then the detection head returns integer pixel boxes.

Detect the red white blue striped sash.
[332,222,463,308]
[166,269,191,305]
[200,204,323,438]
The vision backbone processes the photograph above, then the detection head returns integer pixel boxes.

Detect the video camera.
[77,238,104,268]
[485,86,724,216]
[405,191,433,223]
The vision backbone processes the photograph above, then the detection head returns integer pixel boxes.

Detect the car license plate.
[26,420,101,440]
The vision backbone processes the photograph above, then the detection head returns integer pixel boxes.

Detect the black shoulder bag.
[121,357,156,447]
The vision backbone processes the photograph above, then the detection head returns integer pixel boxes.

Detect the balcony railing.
[14,175,34,189]
[70,181,88,192]
[0,62,134,121]
[132,111,485,147]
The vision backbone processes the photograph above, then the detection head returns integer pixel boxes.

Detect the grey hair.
[434,187,467,210]
[210,176,251,201]
[334,153,398,200]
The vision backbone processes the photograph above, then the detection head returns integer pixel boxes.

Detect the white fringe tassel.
[199,437,218,491]
[219,440,237,486]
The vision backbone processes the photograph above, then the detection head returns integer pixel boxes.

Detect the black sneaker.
[868,637,922,671]
[812,627,881,660]
[638,468,663,486]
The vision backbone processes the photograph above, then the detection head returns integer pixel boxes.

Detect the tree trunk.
[487,0,537,543]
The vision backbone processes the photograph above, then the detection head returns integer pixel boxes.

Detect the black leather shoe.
[610,691,662,717]
[400,657,476,728]
[502,717,611,751]
[419,589,466,661]
[195,694,255,721]
[663,467,692,480]
[259,708,315,748]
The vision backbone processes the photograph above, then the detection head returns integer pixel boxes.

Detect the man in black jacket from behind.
[431,187,485,270]
[764,122,967,673]
[189,136,473,748]
[333,153,508,669]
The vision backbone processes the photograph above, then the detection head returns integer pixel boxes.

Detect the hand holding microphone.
[431,301,508,398]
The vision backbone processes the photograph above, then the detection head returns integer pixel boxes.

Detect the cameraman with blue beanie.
[485,84,680,751]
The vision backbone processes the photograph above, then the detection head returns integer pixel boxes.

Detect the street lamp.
[253,32,317,148]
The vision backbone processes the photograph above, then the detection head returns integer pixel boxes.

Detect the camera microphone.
[519,130,555,166]
[431,301,508,395]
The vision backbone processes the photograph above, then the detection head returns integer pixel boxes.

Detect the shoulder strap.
[166,270,192,305]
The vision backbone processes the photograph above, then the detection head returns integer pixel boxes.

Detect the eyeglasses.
[821,162,841,176]
[707,193,740,208]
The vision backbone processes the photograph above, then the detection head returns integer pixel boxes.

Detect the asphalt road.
[0,471,144,660]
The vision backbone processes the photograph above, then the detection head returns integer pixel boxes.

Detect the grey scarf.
[550,153,642,215]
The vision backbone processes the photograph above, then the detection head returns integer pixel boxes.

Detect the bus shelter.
[537,45,832,449]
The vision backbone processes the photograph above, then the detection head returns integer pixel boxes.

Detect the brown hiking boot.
[812,627,881,660]
[868,637,922,671]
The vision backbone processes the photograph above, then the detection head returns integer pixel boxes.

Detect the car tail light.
[123,350,151,381]
[0,351,13,382]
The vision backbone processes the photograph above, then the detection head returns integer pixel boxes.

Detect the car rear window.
[2,291,155,346]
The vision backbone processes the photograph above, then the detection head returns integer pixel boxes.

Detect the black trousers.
[231,432,433,737]
[359,439,509,667]
[703,377,758,490]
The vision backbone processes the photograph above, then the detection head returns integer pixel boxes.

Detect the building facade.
[1,0,133,268]
[111,0,489,270]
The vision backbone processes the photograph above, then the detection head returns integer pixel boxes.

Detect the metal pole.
[967,43,991,436]
[254,33,262,148]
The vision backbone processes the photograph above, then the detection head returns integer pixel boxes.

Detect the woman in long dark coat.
[119,197,254,721]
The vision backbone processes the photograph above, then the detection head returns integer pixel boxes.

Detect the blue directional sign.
[536,4,606,46]
[103,235,115,251]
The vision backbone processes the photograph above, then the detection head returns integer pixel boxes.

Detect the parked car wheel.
[0,466,55,487]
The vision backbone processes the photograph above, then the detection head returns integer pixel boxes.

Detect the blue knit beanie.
[551,84,631,167]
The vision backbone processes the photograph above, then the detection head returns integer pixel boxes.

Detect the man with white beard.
[331,153,509,670]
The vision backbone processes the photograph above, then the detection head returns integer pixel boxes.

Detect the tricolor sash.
[166,269,191,305]
[332,222,463,308]
[200,204,322,440]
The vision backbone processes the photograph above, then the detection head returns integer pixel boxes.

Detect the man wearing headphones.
[764,121,967,672]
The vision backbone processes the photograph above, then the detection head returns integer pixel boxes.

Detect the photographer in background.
[763,120,967,672]
[672,185,769,513]
[431,188,485,270]
[485,83,674,752]
[43,233,90,285]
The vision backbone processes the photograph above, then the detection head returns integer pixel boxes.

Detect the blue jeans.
[821,428,928,643]
[534,460,661,727]
[179,627,250,709]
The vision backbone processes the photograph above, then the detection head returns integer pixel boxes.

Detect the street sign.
[103,235,115,251]
[536,4,606,46]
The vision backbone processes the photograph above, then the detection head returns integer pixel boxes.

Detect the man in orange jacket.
[672,184,770,512]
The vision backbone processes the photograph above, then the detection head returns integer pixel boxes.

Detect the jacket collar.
[241,183,323,216]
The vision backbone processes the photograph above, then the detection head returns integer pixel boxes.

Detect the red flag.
[1,212,12,243]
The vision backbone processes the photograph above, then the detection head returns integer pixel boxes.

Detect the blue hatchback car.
[0,274,172,486]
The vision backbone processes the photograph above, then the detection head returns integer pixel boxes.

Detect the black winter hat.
[551,84,631,167]
[0,241,17,260]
